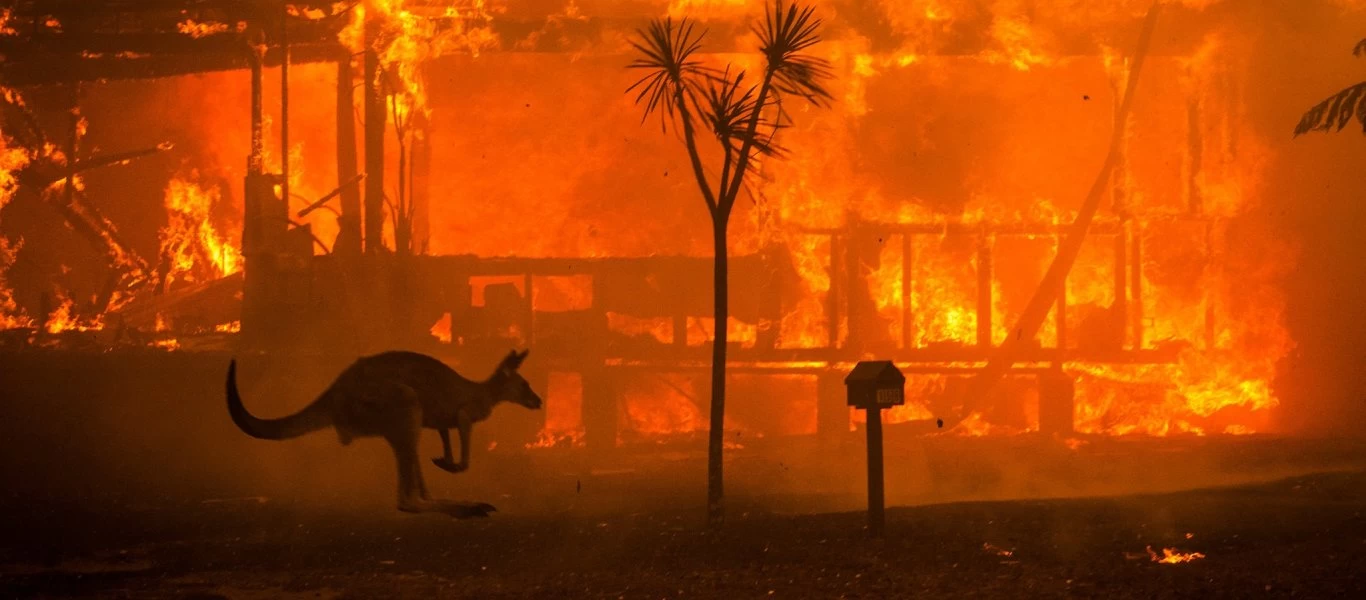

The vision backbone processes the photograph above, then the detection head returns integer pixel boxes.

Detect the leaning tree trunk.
[708,217,728,527]
[957,2,1160,418]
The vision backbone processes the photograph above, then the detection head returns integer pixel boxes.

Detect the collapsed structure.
[0,1,1298,452]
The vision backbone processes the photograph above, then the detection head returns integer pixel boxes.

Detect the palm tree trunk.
[707,216,728,527]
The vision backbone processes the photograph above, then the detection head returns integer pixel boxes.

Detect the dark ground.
[2,469,1364,599]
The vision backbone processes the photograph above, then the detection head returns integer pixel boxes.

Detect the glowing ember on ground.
[1147,545,1206,564]
[983,542,1015,557]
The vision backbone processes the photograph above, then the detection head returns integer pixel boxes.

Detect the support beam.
[334,52,362,255]
[1130,223,1144,349]
[901,234,914,349]
[362,3,385,253]
[827,234,843,349]
[1114,225,1128,349]
[1055,249,1067,358]
[976,237,993,348]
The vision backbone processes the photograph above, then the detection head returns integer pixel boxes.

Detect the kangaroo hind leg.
[386,408,430,512]
[385,407,494,518]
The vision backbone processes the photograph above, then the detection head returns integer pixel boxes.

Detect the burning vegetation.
[0,0,1360,453]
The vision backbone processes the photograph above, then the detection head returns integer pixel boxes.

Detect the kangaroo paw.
[431,458,467,473]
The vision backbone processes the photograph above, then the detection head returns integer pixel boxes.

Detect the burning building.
[0,0,1350,458]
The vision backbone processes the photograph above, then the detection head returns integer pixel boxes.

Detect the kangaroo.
[226,349,542,518]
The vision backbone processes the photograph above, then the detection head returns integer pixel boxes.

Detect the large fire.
[0,0,1321,444]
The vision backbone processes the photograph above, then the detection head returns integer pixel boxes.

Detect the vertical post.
[1130,223,1143,349]
[1113,228,1127,349]
[242,31,267,339]
[865,406,885,537]
[363,2,385,253]
[335,52,361,254]
[280,4,289,209]
[901,234,913,350]
[976,237,992,348]
[827,233,843,349]
[1055,253,1067,359]
[523,273,535,346]
[411,111,431,254]
[248,31,264,178]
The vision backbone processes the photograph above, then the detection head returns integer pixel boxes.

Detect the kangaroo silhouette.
[227,349,542,517]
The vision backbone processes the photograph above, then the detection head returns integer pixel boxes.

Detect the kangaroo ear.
[501,349,525,372]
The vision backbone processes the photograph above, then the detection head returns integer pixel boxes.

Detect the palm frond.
[1354,37,1366,58]
[754,1,833,106]
[1294,81,1366,136]
[626,17,712,131]
[701,68,784,158]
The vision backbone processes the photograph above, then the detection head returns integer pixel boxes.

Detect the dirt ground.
[2,469,1364,599]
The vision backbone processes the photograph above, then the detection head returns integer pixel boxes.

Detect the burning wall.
[3,0,1359,441]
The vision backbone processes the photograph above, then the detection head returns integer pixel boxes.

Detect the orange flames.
[44,291,103,334]
[340,0,499,122]
[1147,545,1206,564]
[0,1,1305,446]
[175,19,231,39]
[158,174,241,289]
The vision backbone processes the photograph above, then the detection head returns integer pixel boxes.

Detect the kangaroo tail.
[227,360,333,440]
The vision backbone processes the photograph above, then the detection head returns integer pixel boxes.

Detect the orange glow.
[622,374,707,441]
[430,313,452,343]
[44,293,103,334]
[214,321,242,333]
[1147,546,1206,564]
[983,542,1015,557]
[0,0,1304,445]
[176,19,230,39]
[159,174,241,289]
[0,8,15,36]
[528,372,586,449]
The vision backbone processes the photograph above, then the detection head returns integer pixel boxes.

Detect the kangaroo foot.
[431,458,467,473]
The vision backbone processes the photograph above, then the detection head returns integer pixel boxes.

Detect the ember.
[1147,545,1207,564]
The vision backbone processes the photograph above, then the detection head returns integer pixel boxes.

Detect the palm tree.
[627,0,831,527]
[1295,39,1366,135]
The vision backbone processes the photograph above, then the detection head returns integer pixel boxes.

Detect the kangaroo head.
[493,349,542,410]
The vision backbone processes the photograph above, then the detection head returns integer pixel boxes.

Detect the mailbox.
[844,361,906,409]
[844,360,905,537]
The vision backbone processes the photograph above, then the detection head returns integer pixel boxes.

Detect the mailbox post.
[845,361,906,537]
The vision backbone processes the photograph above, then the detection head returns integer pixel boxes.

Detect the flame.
[176,19,230,39]
[214,321,242,333]
[44,292,103,334]
[430,312,453,343]
[0,8,15,36]
[622,374,708,441]
[528,372,586,449]
[1146,546,1206,564]
[0,238,32,330]
[340,0,499,123]
[158,173,241,289]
